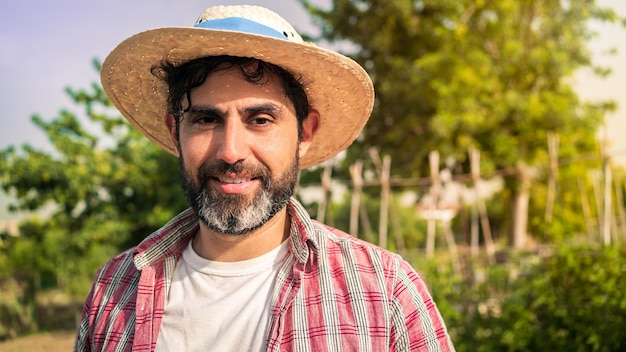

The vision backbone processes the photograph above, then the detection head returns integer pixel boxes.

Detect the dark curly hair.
[151,55,309,138]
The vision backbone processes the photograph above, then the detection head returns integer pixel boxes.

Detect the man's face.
[169,66,315,235]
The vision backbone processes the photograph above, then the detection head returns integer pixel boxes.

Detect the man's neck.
[191,208,291,262]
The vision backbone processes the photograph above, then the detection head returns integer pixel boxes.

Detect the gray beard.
[179,154,299,235]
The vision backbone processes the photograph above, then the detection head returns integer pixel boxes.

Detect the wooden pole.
[316,161,333,223]
[369,148,391,249]
[610,176,621,243]
[603,154,612,245]
[426,151,440,258]
[615,181,626,242]
[368,148,406,253]
[602,123,612,245]
[443,220,462,275]
[545,133,559,225]
[379,155,391,249]
[359,201,375,243]
[469,148,479,257]
[389,197,407,257]
[349,160,363,237]
[470,195,479,257]
[470,148,496,263]
[577,177,595,243]
[615,177,626,239]
[591,170,604,241]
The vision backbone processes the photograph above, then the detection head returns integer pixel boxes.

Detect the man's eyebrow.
[243,103,284,116]
[186,103,285,118]
[186,106,224,117]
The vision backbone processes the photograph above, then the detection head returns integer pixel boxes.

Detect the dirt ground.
[0,331,75,352]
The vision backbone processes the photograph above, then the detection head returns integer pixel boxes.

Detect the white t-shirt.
[155,239,289,352]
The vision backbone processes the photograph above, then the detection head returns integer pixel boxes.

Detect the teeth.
[218,177,250,184]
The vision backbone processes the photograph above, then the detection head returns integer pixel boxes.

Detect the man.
[75,4,455,352]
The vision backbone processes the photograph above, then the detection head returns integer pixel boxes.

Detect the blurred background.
[1,1,625,350]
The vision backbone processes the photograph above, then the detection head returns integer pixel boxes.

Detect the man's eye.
[190,115,220,124]
[250,116,273,125]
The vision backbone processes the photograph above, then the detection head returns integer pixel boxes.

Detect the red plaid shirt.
[74,199,455,351]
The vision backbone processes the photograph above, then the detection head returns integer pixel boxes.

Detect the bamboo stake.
[442,219,462,275]
[545,133,559,225]
[359,201,375,243]
[389,198,407,257]
[316,161,333,223]
[615,179,626,243]
[426,151,440,258]
[591,170,603,242]
[609,176,620,243]
[602,123,612,245]
[470,148,496,263]
[614,176,625,243]
[349,160,363,237]
[369,148,406,253]
[379,155,391,249]
[577,177,595,243]
[470,196,479,257]
[603,154,612,245]
[621,180,626,242]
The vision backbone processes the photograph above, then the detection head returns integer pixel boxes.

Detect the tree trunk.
[510,162,531,248]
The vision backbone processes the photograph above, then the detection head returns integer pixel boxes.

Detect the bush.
[498,245,626,351]
[414,245,626,352]
[0,276,37,341]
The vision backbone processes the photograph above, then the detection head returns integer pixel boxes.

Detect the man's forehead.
[185,66,293,108]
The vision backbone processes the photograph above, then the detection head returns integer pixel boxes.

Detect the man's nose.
[214,120,250,164]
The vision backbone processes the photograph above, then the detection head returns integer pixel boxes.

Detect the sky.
[0,0,625,222]
[575,0,626,163]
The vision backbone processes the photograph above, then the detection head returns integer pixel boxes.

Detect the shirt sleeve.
[74,271,99,352]
[388,260,455,352]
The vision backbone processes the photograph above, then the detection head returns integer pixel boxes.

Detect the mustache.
[197,160,271,185]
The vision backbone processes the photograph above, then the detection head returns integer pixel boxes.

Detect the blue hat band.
[194,17,288,40]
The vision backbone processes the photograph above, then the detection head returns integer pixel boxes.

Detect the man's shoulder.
[304,221,425,298]
[310,220,403,263]
[94,246,140,283]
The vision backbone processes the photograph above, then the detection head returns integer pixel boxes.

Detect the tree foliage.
[300,0,621,245]
[302,0,616,174]
[0,60,187,296]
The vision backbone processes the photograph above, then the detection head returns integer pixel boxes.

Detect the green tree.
[0,60,187,296]
[301,0,621,246]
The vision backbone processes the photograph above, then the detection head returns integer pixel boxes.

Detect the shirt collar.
[133,208,198,270]
[132,198,319,270]
[286,198,319,265]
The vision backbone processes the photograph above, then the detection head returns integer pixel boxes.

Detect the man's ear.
[165,112,181,157]
[299,109,320,159]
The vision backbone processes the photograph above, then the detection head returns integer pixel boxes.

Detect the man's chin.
[193,190,274,235]
[209,193,258,213]
[197,210,269,236]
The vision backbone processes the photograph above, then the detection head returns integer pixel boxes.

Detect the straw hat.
[101,5,374,168]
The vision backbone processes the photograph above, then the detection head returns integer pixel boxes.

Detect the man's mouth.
[215,176,258,184]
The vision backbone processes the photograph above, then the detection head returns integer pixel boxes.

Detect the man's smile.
[216,176,257,184]
[211,174,261,194]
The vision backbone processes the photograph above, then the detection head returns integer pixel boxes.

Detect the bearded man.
[75,5,455,352]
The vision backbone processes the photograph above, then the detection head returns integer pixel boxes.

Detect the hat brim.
[101,27,374,169]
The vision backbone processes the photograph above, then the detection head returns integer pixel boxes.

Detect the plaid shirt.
[75,198,455,351]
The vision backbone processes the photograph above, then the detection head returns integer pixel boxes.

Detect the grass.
[0,331,75,352]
